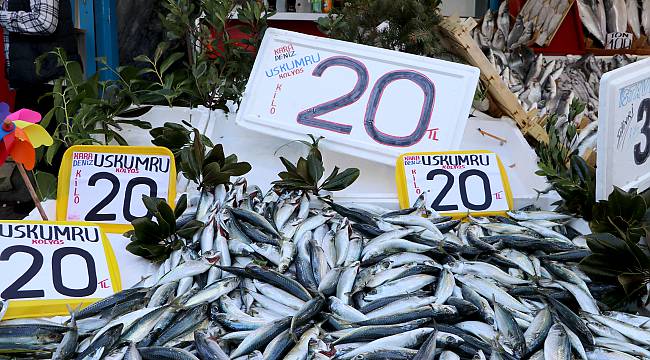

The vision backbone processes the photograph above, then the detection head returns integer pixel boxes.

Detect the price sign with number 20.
[396,151,513,217]
[0,221,120,319]
[57,145,176,233]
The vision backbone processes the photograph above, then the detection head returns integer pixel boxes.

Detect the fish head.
[202,251,222,264]
[438,332,463,346]
[38,332,65,343]
[378,259,393,271]
[444,260,462,273]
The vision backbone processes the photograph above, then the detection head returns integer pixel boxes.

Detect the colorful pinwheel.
[0,103,53,170]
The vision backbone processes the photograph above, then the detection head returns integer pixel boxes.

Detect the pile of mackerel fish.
[472,2,642,161]
[4,179,650,360]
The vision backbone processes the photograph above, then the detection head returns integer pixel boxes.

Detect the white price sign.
[237,28,480,165]
[0,221,121,319]
[606,32,633,50]
[597,58,650,200]
[57,146,176,233]
[396,151,513,217]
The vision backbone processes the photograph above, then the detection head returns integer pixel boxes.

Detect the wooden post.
[15,163,48,220]
[438,17,549,144]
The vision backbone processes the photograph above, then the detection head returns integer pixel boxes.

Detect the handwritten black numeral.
[52,247,97,298]
[85,172,158,222]
[298,57,436,147]
[123,177,157,221]
[426,169,492,212]
[297,56,368,134]
[1,246,99,299]
[364,71,435,146]
[85,172,120,221]
[458,169,492,211]
[634,99,650,165]
[0,245,45,299]
[427,169,458,211]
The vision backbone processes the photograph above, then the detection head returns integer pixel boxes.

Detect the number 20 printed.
[297,56,436,147]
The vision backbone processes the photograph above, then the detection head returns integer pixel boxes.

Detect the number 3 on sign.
[634,98,650,165]
[57,145,177,233]
[0,221,120,319]
[396,151,513,217]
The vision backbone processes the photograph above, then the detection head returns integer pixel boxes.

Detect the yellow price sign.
[0,221,121,319]
[396,150,513,217]
[57,145,176,233]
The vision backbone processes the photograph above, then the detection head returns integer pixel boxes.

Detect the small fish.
[605,0,628,33]
[230,317,292,358]
[156,257,216,286]
[524,308,552,354]
[544,324,571,360]
[492,29,506,51]
[339,328,435,360]
[507,15,525,48]
[123,342,142,360]
[496,0,510,40]
[626,0,641,38]
[137,346,200,360]
[481,9,496,39]
[494,302,526,357]
[644,0,650,38]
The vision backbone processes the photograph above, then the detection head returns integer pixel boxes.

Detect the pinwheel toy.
[0,103,53,219]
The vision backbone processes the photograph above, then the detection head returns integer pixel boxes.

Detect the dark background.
[116,0,164,66]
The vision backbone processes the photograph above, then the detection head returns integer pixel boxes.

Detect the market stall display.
[3,176,642,359]
[2,0,650,359]
[516,0,576,46]
[472,5,642,161]
[576,0,650,50]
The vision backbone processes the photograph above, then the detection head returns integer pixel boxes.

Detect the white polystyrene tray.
[207,109,556,209]
[27,109,557,288]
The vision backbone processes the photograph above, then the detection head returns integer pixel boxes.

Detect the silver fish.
[544,324,571,360]
[497,0,510,40]
[605,0,628,33]
[644,0,650,38]
[626,0,641,38]
[481,9,496,39]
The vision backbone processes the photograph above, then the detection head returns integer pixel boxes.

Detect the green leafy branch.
[534,101,650,309]
[151,122,251,189]
[535,112,596,219]
[125,194,203,261]
[273,135,360,194]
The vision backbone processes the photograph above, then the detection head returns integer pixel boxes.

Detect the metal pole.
[94,0,119,80]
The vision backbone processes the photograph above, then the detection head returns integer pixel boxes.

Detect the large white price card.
[56,145,177,233]
[597,58,650,200]
[0,221,121,319]
[237,28,480,166]
[396,151,513,217]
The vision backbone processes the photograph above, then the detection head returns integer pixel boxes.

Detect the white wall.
[441,0,476,17]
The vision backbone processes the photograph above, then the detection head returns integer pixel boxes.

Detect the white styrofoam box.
[597,58,650,200]
[207,109,556,209]
[104,105,212,146]
[460,112,559,209]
